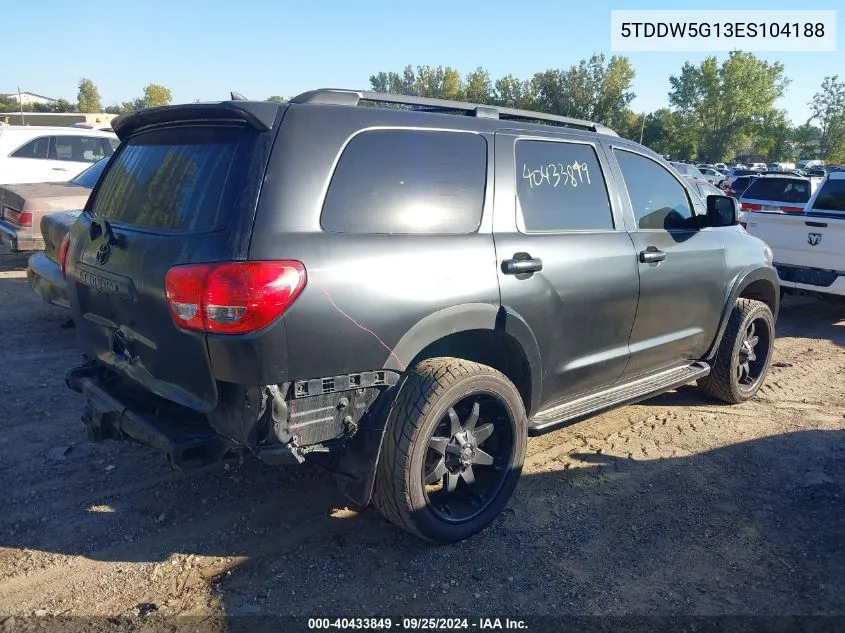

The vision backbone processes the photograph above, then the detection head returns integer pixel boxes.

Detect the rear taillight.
[4,210,33,228]
[781,206,804,213]
[165,261,306,334]
[59,234,71,277]
[741,203,761,211]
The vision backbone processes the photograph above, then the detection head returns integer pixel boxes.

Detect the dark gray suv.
[63,89,779,543]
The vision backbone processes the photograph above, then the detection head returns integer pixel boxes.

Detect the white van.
[0,126,118,185]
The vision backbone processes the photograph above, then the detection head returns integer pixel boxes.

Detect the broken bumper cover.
[67,367,235,468]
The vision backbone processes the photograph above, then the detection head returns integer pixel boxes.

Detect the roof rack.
[288,89,617,136]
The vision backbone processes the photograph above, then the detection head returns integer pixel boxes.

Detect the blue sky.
[7,0,842,124]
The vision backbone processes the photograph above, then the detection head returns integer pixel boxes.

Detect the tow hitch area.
[67,364,239,469]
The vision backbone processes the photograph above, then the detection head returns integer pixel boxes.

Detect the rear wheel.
[697,298,775,404]
[373,357,527,544]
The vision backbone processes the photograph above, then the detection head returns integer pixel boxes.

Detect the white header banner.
[610,10,837,52]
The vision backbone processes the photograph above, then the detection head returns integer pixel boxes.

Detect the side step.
[529,361,710,434]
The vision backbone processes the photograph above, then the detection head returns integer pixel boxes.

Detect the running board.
[528,361,710,434]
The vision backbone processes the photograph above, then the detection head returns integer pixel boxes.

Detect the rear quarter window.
[742,178,811,203]
[320,129,487,234]
[89,126,251,233]
[811,179,845,213]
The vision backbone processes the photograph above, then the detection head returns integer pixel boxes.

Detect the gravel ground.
[0,251,843,625]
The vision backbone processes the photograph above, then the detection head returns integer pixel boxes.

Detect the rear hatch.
[65,102,282,412]
[739,177,813,214]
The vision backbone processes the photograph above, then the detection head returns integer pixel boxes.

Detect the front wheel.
[697,298,775,404]
[373,357,528,544]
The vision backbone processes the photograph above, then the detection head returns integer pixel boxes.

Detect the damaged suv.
[64,89,779,543]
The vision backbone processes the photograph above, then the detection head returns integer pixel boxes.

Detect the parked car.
[27,210,81,308]
[0,157,109,252]
[696,167,724,184]
[685,175,725,200]
[670,161,706,179]
[713,163,728,171]
[0,126,117,185]
[744,172,845,300]
[69,122,114,132]
[738,174,819,216]
[63,89,778,544]
[724,175,759,197]
[721,168,760,190]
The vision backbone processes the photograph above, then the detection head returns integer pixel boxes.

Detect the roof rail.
[288,88,618,136]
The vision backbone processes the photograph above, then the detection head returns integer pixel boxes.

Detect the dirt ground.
[0,250,843,625]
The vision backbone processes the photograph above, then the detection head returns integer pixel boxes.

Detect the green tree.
[266,95,286,102]
[755,111,794,162]
[464,67,492,104]
[77,78,102,112]
[492,75,533,109]
[141,84,172,108]
[530,54,635,127]
[792,123,822,159]
[808,75,845,159]
[668,52,790,161]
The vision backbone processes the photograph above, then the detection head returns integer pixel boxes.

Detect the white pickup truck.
[744,172,845,299]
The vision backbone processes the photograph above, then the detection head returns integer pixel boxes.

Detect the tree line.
[6,53,844,163]
[0,79,174,116]
[363,52,844,163]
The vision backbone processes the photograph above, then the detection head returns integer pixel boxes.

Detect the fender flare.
[334,302,543,507]
[704,264,780,360]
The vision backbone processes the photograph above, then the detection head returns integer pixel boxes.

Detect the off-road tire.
[372,357,528,544]
[697,298,775,404]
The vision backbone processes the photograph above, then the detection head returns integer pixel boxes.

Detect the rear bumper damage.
[65,361,402,491]
[66,364,242,468]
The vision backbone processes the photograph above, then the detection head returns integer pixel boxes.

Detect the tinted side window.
[10,137,49,159]
[811,179,845,213]
[614,149,695,231]
[50,136,114,163]
[515,140,613,231]
[321,129,486,234]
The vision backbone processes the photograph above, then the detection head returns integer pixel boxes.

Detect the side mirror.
[703,194,739,228]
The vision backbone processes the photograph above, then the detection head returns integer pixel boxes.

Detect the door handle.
[639,248,666,264]
[52,167,70,171]
[502,256,543,275]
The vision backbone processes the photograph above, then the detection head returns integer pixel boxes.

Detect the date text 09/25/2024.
[307,617,529,630]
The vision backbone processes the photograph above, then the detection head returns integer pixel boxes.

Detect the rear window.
[741,178,811,203]
[811,179,845,213]
[89,126,249,232]
[321,129,486,234]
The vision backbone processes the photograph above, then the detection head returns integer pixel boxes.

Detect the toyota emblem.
[96,242,111,265]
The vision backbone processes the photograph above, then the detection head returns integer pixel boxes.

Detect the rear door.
[493,131,639,409]
[66,117,276,412]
